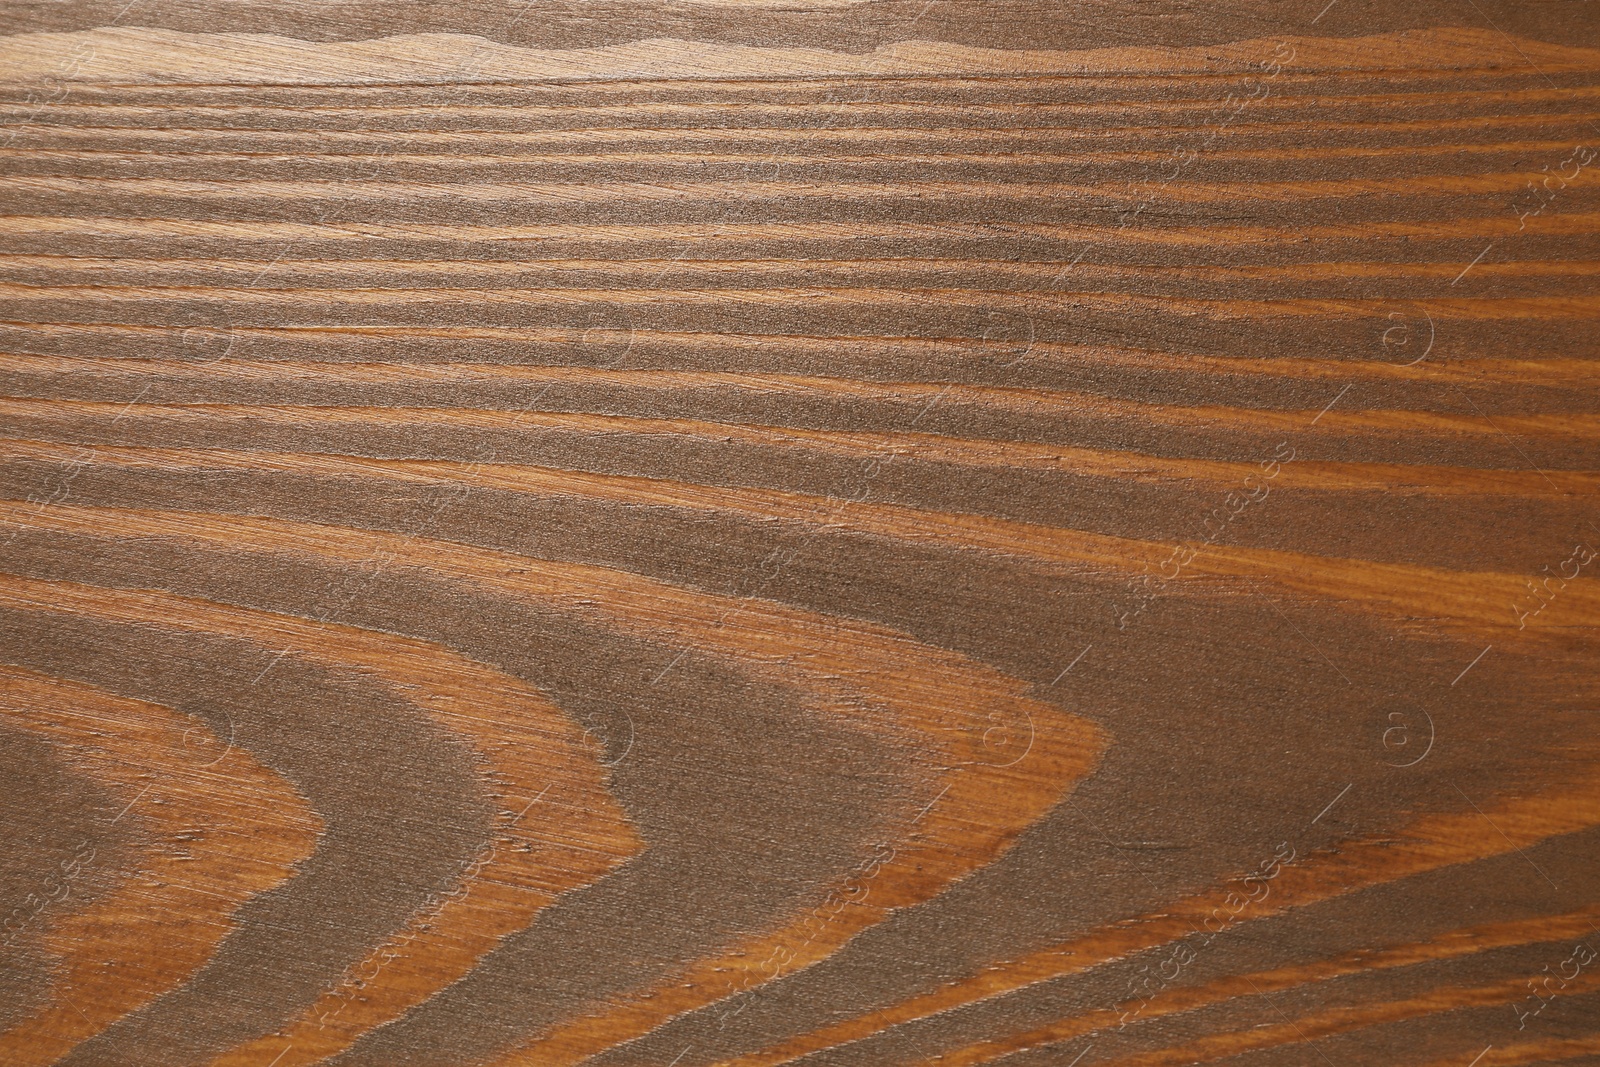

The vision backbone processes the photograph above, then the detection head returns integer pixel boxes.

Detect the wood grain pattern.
[1,3,1598,1065]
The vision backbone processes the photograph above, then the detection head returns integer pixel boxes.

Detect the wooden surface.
[1,3,1599,1065]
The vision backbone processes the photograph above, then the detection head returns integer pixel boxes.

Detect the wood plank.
[0,5,1597,1066]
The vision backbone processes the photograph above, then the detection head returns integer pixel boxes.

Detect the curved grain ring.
[0,567,639,1066]
[0,664,321,1066]
[729,754,1600,1067]
[924,905,1600,1065]
[0,495,1105,1063]
[1088,963,1600,1067]
[0,14,1596,1065]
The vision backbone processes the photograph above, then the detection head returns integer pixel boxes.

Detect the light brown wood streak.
[5,408,1595,499]
[0,665,321,1066]
[11,139,1600,169]
[1088,963,1600,1067]
[0,496,1106,1063]
[0,569,641,1067]
[0,359,1591,447]
[725,772,1600,1067]
[6,170,1600,208]
[927,905,1600,1066]
[5,130,1577,154]
[4,337,1595,400]
[7,257,1600,300]
[1416,1035,1600,1067]
[4,212,1600,244]
[9,253,1600,279]
[1,438,1597,651]
[2,349,1596,403]
[17,78,1600,114]
[0,65,1577,91]
[1,395,1593,470]
[3,25,1596,82]
[47,22,1600,66]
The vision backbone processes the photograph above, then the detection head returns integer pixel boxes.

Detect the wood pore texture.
[0,2,1598,1065]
